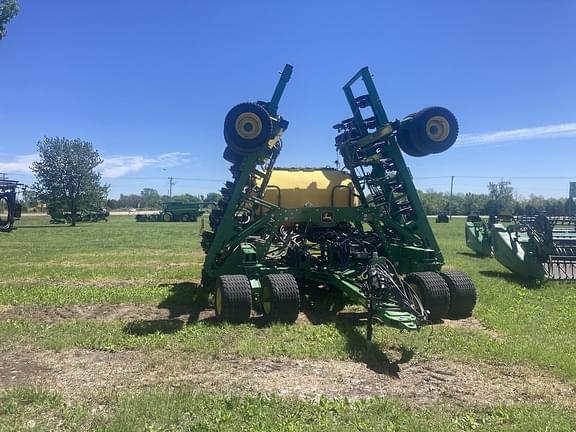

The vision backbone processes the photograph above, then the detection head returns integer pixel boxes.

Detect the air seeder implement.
[201,65,477,337]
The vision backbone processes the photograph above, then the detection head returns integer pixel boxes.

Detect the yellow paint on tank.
[261,168,360,208]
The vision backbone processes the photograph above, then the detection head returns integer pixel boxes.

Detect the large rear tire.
[399,106,459,156]
[439,271,477,318]
[214,275,252,323]
[396,128,429,157]
[261,273,300,323]
[224,102,272,155]
[405,272,450,322]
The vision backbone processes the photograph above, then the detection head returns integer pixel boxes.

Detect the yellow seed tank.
[261,168,360,208]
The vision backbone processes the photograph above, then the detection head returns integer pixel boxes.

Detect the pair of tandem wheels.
[213,271,476,325]
[214,274,300,323]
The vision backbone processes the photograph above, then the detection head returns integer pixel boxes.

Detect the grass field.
[0,215,575,431]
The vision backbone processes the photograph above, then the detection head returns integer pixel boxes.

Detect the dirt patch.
[0,306,502,341]
[0,349,573,407]
[441,316,503,340]
[0,304,214,323]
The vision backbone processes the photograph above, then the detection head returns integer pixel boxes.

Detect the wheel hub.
[426,116,450,142]
[235,112,263,140]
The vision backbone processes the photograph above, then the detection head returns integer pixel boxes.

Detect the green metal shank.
[338,67,444,267]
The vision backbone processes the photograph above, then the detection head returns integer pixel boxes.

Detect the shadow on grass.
[157,282,211,322]
[124,319,184,335]
[479,270,542,289]
[15,224,74,229]
[122,282,212,336]
[301,293,413,377]
[457,252,491,259]
[121,281,414,375]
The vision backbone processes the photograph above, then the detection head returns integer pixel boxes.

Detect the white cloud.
[98,156,152,177]
[99,152,193,178]
[0,152,193,178]
[155,152,193,169]
[0,154,37,174]
[457,123,576,147]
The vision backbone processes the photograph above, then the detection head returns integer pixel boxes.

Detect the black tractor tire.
[396,128,430,157]
[223,146,243,164]
[439,271,477,319]
[162,212,173,222]
[261,273,300,323]
[181,214,190,222]
[405,272,450,322]
[214,275,252,323]
[224,102,272,155]
[400,106,459,155]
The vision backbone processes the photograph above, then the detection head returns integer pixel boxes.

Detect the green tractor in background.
[201,65,477,339]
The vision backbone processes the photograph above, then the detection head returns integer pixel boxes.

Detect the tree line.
[418,181,575,216]
[105,189,222,210]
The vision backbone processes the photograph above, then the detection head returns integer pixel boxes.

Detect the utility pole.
[168,177,174,198]
[448,175,454,220]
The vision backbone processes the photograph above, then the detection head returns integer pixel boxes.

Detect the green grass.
[1,215,576,429]
[1,386,574,432]
[2,216,576,382]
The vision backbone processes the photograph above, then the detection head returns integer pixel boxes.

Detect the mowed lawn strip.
[1,386,575,432]
[0,314,575,385]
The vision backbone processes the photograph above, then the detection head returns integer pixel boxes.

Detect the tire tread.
[216,275,252,323]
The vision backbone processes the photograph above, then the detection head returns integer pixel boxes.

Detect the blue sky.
[1,0,575,199]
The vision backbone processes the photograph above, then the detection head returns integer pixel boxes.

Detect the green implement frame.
[0,179,23,232]
[49,208,109,224]
[202,65,476,337]
[466,214,576,281]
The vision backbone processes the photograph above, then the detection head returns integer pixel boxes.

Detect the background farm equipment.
[0,179,24,232]
[136,201,211,222]
[436,212,449,223]
[49,208,109,224]
[465,214,576,281]
[201,65,477,339]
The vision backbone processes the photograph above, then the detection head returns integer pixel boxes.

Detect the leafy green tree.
[140,188,161,209]
[171,193,201,204]
[418,189,449,215]
[204,192,222,204]
[0,0,19,40]
[486,181,514,215]
[565,198,575,216]
[32,137,109,226]
[21,189,39,212]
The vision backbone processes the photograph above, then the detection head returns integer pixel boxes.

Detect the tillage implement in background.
[49,208,110,224]
[0,178,24,232]
[136,201,211,223]
[466,213,576,281]
[201,65,477,339]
